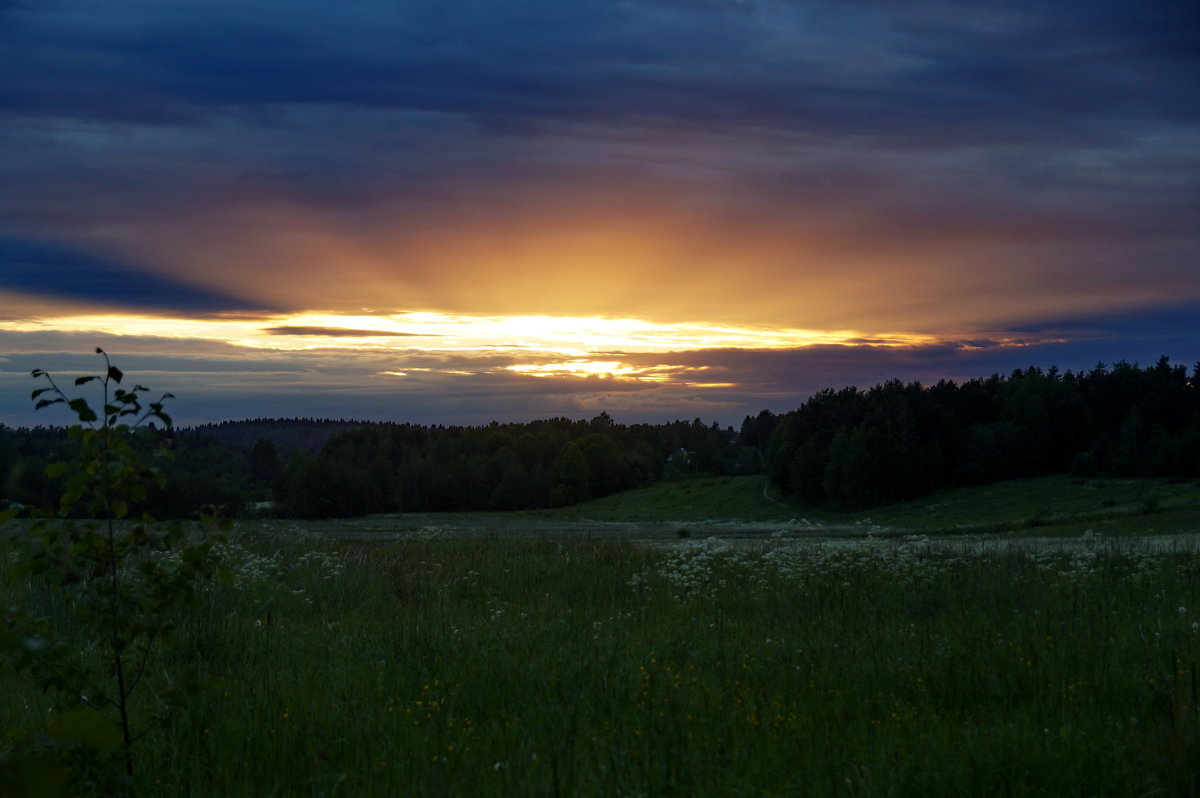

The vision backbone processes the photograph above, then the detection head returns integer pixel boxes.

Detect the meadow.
[3,476,1200,796]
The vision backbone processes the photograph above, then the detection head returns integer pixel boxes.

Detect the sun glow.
[504,360,728,383]
[0,310,944,352]
[507,360,638,378]
[0,309,1055,388]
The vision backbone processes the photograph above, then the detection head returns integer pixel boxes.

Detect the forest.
[1,357,1197,518]
[765,356,1200,508]
[0,413,756,519]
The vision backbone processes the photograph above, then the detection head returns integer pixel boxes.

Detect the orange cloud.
[114,181,1199,343]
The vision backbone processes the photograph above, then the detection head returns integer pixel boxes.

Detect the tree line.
[763,357,1200,508]
[0,414,757,519]
[3,356,1196,518]
[273,414,758,517]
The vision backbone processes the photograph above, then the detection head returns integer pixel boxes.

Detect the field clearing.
[229,472,1200,543]
[3,476,1200,796]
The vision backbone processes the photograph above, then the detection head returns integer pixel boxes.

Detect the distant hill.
[184,418,384,451]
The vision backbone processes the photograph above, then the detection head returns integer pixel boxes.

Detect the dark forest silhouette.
[764,357,1200,508]
[2,357,1197,518]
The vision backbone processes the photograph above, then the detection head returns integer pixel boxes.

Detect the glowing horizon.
[0,310,1064,384]
[1,1,1196,426]
[0,310,1057,349]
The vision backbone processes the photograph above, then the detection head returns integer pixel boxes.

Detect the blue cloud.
[0,236,267,314]
[3,0,1196,142]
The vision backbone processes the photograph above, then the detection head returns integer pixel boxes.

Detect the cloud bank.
[0,0,1197,423]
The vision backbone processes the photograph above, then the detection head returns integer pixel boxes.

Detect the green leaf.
[111,499,128,519]
[34,398,64,410]
[107,365,124,383]
[31,387,52,400]
[66,398,98,423]
[59,489,84,515]
[49,707,124,753]
[73,375,98,386]
[44,462,67,479]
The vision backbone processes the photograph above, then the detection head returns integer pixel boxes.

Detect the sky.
[2,0,1198,428]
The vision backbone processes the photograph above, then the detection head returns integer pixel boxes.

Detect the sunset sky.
[2,0,1198,427]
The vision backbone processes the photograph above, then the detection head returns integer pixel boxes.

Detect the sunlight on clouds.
[0,315,266,346]
[0,310,1055,387]
[270,312,920,353]
[0,310,944,354]
[507,360,640,378]
[504,361,734,385]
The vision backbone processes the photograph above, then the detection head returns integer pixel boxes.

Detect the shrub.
[1,349,228,796]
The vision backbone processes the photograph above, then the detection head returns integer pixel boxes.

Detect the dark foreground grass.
[3,527,1200,796]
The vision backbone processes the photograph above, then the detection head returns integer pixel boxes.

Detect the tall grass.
[4,525,1199,796]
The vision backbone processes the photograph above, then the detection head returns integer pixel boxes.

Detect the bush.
[1,349,228,796]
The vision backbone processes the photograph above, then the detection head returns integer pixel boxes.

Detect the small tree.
[1,349,228,796]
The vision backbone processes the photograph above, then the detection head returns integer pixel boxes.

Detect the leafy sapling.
[1,349,229,796]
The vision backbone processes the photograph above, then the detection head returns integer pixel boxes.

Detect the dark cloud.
[3,1,1196,140]
[1006,304,1200,338]
[3,1,1196,224]
[605,335,1200,405]
[0,348,309,376]
[0,0,1196,426]
[0,236,268,314]
[3,0,1194,261]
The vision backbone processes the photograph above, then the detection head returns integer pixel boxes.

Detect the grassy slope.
[850,473,1200,535]
[536,473,1200,536]
[207,474,1200,541]
[529,475,793,523]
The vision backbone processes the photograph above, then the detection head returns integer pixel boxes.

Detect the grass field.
[3,476,1200,796]
[539,473,1200,537]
